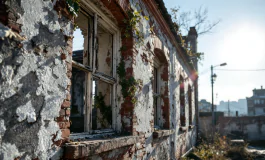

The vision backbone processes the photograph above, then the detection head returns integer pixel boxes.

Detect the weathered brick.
[65,92,71,101]
[61,100,71,108]
[61,53,67,60]
[58,121,70,129]
[61,129,70,138]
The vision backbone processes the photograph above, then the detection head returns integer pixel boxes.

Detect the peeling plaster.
[0,0,70,159]
[16,101,36,123]
[36,121,61,159]
[0,143,24,160]
[18,0,61,40]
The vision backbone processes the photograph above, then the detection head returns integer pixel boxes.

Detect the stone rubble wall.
[0,0,73,159]
[218,116,265,141]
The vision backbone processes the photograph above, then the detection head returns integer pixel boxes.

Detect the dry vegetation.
[182,134,256,160]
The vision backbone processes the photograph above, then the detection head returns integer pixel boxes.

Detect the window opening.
[70,67,86,132]
[92,79,112,130]
[70,8,116,133]
[180,76,185,126]
[153,67,159,126]
[188,85,192,126]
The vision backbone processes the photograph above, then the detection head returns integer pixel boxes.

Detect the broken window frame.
[71,1,120,133]
[153,57,161,128]
[188,85,192,126]
[180,76,186,127]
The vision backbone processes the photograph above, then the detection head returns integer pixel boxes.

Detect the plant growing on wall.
[117,58,141,104]
[66,0,80,17]
[117,8,146,104]
[123,9,149,45]
[94,92,112,126]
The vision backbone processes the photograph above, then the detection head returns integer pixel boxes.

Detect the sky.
[164,0,265,104]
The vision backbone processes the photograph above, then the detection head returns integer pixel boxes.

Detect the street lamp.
[211,62,227,141]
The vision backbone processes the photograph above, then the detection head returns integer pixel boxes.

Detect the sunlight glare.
[220,24,265,68]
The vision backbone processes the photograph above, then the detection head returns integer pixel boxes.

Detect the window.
[180,76,185,126]
[153,58,160,127]
[70,7,118,133]
[188,85,192,126]
[152,48,170,129]
[255,99,260,105]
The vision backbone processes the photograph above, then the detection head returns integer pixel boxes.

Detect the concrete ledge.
[188,125,195,130]
[64,136,139,159]
[179,126,188,132]
[153,129,174,139]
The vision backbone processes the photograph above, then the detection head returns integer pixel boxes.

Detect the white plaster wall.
[130,0,197,159]
[0,0,71,159]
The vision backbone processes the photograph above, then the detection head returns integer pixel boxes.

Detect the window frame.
[179,76,186,127]
[153,57,161,127]
[71,1,120,133]
[188,85,192,126]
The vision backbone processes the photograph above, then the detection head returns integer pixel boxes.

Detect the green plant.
[94,92,112,125]
[117,57,140,104]
[123,9,149,45]
[66,0,80,17]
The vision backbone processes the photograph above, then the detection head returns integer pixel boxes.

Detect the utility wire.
[215,69,265,71]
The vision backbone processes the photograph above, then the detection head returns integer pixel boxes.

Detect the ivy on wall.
[66,0,80,17]
[123,9,149,45]
[94,92,112,126]
[116,9,147,104]
[117,58,141,104]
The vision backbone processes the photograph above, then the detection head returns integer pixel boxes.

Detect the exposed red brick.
[61,53,67,60]
[61,100,71,108]
[59,109,65,116]
[61,129,70,138]
[53,0,74,20]
[58,121,70,129]
[161,65,169,81]
[66,84,71,92]
[67,71,72,78]
[65,92,71,101]
[53,139,63,147]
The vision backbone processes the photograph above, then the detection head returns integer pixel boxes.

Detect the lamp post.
[211,62,227,141]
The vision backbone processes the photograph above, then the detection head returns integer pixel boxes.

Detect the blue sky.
[164,0,265,104]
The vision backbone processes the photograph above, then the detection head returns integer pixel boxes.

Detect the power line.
[215,69,265,71]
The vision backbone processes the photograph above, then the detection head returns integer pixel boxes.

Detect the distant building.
[217,99,247,116]
[199,99,212,112]
[247,86,265,116]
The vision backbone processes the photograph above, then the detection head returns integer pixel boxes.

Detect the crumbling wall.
[0,0,198,159]
[128,0,197,159]
[0,0,72,159]
[218,116,265,140]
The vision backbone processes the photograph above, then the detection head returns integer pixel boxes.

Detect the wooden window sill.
[153,129,174,139]
[188,125,195,130]
[64,135,139,159]
[179,126,188,132]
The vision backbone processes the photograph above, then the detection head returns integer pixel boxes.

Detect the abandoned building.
[247,86,265,116]
[0,0,199,159]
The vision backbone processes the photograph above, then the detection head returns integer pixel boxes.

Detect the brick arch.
[153,36,169,63]
[154,48,168,64]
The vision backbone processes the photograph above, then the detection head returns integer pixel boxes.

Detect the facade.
[0,0,199,159]
[199,99,212,112]
[247,86,265,116]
